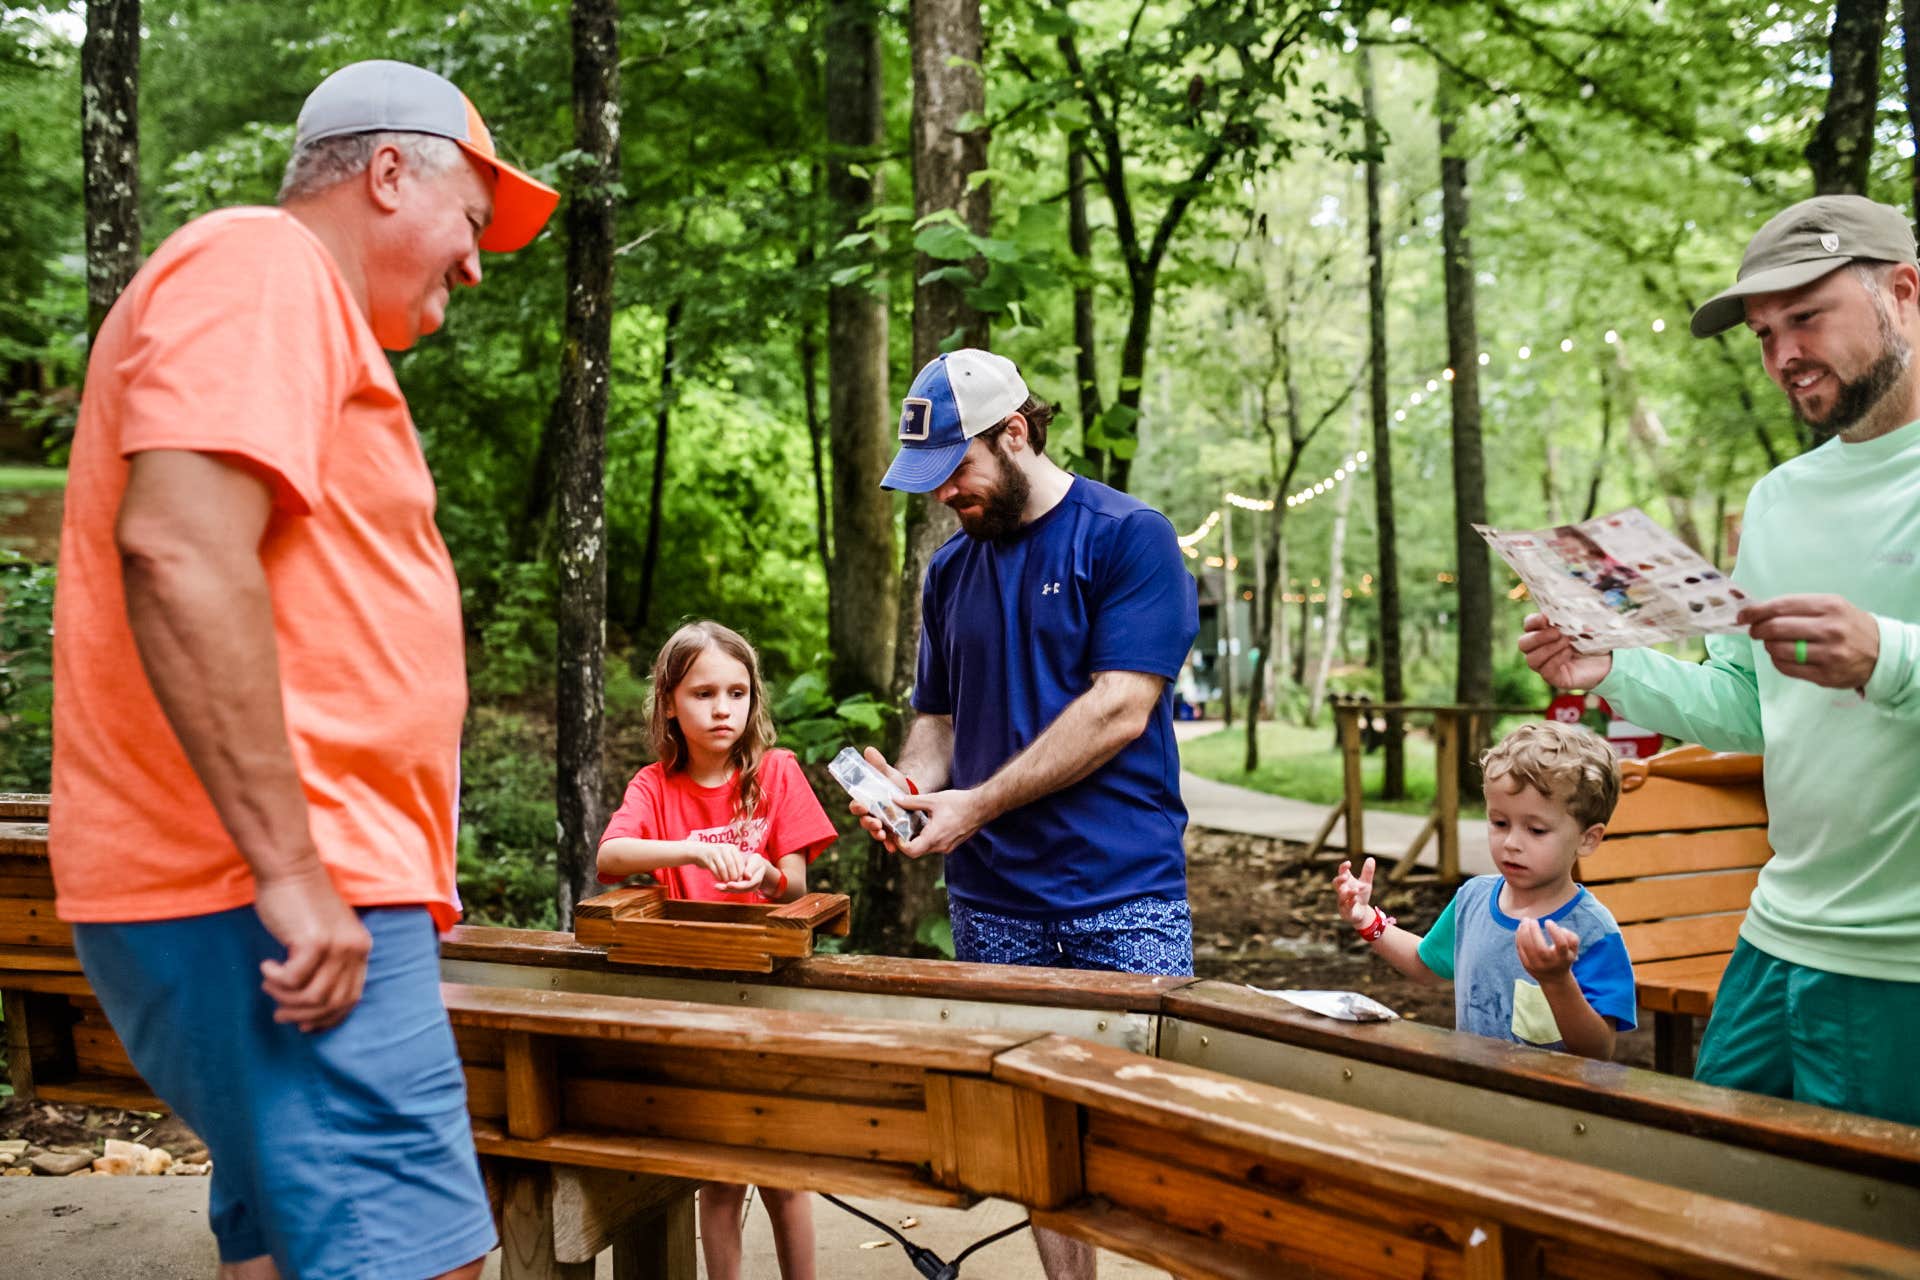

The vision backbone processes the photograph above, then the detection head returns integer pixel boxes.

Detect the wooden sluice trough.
[4,797,1919,1279]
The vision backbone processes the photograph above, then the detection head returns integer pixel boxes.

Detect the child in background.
[597,620,837,1280]
[1333,720,1637,1060]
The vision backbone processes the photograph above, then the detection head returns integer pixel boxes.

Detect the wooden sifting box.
[572,885,850,973]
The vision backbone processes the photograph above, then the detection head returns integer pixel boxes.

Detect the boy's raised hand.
[1516,917,1581,981]
[1334,857,1377,930]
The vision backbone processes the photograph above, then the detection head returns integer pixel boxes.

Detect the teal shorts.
[1695,938,1920,1126]
[73,905,496,1279]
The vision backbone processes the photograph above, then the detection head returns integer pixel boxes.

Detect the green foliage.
[770,670,891,763]
[915,912,956,960]
[455,708,559,929]
[467,562,556,700]
[0,551,54,792]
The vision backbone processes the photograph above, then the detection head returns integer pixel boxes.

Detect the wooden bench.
[1580,745,1771,1075]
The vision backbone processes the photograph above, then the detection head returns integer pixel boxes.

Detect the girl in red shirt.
[597,619,837,1280]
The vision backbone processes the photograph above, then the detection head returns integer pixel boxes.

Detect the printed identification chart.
[1474,507,1749,654]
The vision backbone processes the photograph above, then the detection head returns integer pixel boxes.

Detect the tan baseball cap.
[296,60,559,252]
[1691,195,1918,337]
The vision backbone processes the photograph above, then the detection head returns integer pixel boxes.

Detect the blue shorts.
[949,894,1194,975]
[74,905,496,1279]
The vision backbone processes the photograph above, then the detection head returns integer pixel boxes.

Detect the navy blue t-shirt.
[913,475,1200,918]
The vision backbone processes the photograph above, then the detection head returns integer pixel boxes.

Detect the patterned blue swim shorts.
[949,894,1194,976]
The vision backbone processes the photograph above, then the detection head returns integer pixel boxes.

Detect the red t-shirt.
[598,749,837,902]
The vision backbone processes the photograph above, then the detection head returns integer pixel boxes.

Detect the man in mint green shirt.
[1519,195,1920,1126]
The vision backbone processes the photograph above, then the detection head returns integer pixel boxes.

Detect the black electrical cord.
[820,1192,1032,1280]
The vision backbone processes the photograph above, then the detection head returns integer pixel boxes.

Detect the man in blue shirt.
[856,347,1198,1277]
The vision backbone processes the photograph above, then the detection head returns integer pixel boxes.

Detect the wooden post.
[1434,710,1461,883]
[3,988,37,1097]
[1653,1012,1696,1077]
[505,1032,562,1141]
[612,1192,697,1279]
[1337,705,1365,860]
[499,1163,595,1280]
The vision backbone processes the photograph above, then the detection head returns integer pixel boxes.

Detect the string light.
[1179,318,1667,548]
[1176,509,1221,548]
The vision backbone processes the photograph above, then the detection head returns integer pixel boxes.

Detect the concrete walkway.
[0,1177,1162,1279]
[1174,719,1492,876]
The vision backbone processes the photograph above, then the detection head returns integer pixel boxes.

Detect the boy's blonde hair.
[1480,720,1621,829]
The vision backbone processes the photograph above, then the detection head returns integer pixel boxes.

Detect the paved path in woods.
[1175,719,1493,875]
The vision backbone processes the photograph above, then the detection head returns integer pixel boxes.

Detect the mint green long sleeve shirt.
[1595,418,1920,984]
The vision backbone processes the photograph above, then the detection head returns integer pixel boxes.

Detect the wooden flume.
[3,793,1918,1279]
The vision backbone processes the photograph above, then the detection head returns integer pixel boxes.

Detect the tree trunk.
[1360,47,1406,800]
[635,300,681,633]
[82,0,140,342]
[796,163,832,585]
[825,0,897,699]
[1068,134,1103,463]
[799,314,831,579]
[859,0,989,956]
[1220,505,1235,727]
[892,0,987,713]
[1807,0,1887,195]
[1105,281,1154,492]
[1582,357,1615,521]
[1906,0,1920,222]
[1439,69,1492,789]
[1273,535,1291,699]
[1307,405,1360,724]
[1292,592,1310,685]
[553,0,619,927]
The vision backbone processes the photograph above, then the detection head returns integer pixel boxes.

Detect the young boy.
[1333,720,1637,1060]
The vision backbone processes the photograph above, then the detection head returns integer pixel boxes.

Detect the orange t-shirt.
[50,207,468,928]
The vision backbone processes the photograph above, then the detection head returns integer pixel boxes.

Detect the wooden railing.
[1312,701,1542,883]
[7,797,1920,1279]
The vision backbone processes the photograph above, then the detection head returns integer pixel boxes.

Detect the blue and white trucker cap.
[881,349,1030,493]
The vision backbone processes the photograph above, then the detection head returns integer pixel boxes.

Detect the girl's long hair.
[647,620,777,842]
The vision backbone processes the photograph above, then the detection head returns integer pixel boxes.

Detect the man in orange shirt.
[50,61,555,1280]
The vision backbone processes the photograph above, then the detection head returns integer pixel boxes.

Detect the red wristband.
[772,866,789,899]
[1358,907,1395,942]
[902,775,919,795]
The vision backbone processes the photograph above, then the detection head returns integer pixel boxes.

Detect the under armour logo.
[1041,582,1062,595]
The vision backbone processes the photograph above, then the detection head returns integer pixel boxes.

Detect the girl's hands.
[712,851,777,896]
[695,842,751,886]
[1334,857,1377,930]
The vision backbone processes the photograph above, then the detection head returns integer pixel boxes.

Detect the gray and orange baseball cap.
[1690,195,1918,337]
[295,59,559,252]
